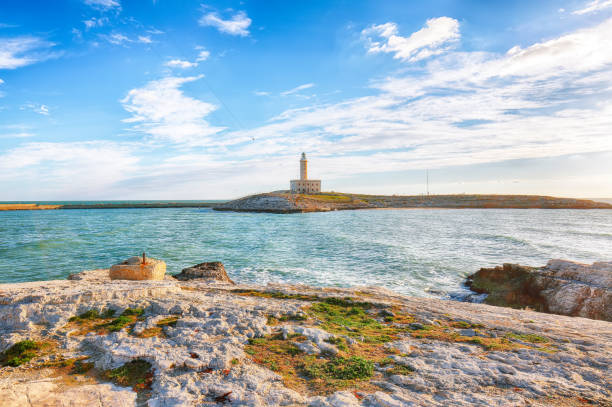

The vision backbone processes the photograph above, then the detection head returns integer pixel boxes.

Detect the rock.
[465,260,612,321]
[174,262,234,284]
[0,379,137,406]
[458,329,476,337]
[109,256,166,281]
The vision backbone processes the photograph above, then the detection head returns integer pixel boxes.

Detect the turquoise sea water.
[1,207,611,297]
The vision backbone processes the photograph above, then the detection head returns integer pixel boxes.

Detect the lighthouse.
[290,152,321,194]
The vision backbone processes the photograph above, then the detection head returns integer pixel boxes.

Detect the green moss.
[303,356,374,380]
[121,308,144,317]
[506,333,549,343]
[101,315,133,332]
[156,316,179,327]
[104,359,153,391]
[386,364,415,376]
[1,340,40,367]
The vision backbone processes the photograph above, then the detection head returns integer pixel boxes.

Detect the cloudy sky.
[1,0,611,200]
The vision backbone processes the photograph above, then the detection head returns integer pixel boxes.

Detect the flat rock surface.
[0,271,610,406]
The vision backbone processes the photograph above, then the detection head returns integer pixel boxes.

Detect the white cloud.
[254,91,270,96]
[0,141,141,199]
[20,103,50,116]
[101,32,130,45]
[218,18,612,178]
[165,59,197,69]
[99,33,154,46]
[280,83,315,96]
[83,0,120,10]
[0,132,35,139]
[198,10,251,36]
[83,17,108,29]
[573,0,612,14]
[0,36,56,69]
[121,75,224,146]
[362,17,460,62]
[138,35,152,44]
[196,49,210,62]
[0,78,3,84]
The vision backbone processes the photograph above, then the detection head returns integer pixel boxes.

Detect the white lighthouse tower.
[290,152,321,194]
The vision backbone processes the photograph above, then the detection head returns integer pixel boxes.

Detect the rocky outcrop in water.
[174,262,235,284]
[466,259,612,321]
[1,265,611,406]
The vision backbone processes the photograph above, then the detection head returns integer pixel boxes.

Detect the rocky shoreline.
[212,193,612,213]
[465,260,612,322]
[1,261,611,406]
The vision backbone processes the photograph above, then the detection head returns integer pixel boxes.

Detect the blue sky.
[1,0,612,199]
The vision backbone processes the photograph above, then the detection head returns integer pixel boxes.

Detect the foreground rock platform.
[0,270,610,406]
[466,259,612,321]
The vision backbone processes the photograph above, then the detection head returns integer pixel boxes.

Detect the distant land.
[213,192,612,213]
[1,193,611,212]
[0,202,217,211]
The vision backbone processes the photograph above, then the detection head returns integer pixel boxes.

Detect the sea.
[1,202,611,299]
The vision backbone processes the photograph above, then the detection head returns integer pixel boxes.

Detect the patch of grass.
[451,321,485,329]
[385,364,415,376]
[324,336,348,351]
[136,316,180,338]
[231,289,321,302]
[231,358,239,365]
[69,309,116,322]
[231,290,377,309]
[506,333,549,343]
[101,315,134,332]
[304,194,352,202]
[303,356,373,380]
[41,356,94,375]
[104,359,153,392]
[67,307,144,335]
[0,340,44,367]
[308,301,394,344]
[121,308,144,317]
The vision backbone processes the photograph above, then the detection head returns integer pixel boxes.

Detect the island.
[213,192,612,213]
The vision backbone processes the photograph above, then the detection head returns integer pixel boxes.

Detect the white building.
[290,153,321,194]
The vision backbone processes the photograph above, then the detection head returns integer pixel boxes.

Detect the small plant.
[104,359,153,391]
[121,308,144,317]
[304,356,374,380]
[231,358,239,365]
[506,333,549,343]
[324,336,348,351]
[377,357,393,366]
[71,359,94,374]
[1,340,40,367]
[102,315,133,332]
[386,363,415,376]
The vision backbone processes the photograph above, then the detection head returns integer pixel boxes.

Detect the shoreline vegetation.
[2,193,611,212]
[0,260,610,406]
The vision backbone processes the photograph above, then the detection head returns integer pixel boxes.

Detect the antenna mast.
[426,169,429,196]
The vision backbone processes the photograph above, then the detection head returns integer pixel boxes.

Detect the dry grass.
[136,316,179,338]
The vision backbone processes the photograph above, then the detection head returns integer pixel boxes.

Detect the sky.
[1,0,612,200]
